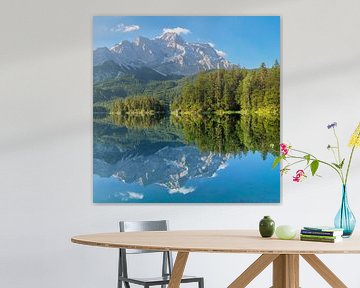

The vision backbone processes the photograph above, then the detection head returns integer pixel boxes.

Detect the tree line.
[111,95,166,115]
[95,112,279,157]
[94,74,183,104]
[170,62,280,114]
[171,113,279,156]
[108,63,280,116]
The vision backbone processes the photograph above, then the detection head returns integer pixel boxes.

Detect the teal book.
[303,226,343,233]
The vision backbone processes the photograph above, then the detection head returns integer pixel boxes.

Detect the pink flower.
[293,170,306,182]
[280,143,289,155]
[296,170,305,176]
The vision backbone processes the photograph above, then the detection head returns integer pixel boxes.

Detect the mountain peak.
[94,34,235,75]
[133,36,149,45]
[158,32,185,44]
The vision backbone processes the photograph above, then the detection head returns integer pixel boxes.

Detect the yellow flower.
[349,122,360,148]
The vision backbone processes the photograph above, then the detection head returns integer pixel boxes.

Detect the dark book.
[301,229,343,237]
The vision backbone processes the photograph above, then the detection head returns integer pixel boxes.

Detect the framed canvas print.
[93,16,280,203]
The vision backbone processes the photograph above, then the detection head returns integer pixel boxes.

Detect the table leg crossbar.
[168,252,189,288]
[228,254,279,288]
[167,252,348,288]
[226,253,348,288]
[301,254,347,288]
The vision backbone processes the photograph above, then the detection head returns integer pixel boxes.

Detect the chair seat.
[119,275,203,285]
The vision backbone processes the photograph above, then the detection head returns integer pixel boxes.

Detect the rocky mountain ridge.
[93,31,235,76]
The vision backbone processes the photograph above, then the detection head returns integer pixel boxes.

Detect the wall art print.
[93,16,280,203]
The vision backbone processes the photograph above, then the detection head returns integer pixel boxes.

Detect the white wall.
[1,0,360,287]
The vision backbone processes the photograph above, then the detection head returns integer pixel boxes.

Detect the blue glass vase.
[334,185,356,237]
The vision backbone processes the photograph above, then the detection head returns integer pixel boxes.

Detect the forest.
[111,95,166,115]
[171,62,280,115]
[106,62,280,116]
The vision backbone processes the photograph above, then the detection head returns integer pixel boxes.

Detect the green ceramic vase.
[259,216,275,238]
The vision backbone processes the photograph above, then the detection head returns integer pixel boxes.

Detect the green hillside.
[93,62,280,116]
[171,62,280,115]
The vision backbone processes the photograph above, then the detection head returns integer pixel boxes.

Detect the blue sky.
[93,16,280,68]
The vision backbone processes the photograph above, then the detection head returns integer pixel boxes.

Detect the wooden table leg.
[228,254,279,288]
[301,254,347,288]
[273,254,299,288]
[168,252,189,288]
[273,254,286,287]
[288,255,300,288]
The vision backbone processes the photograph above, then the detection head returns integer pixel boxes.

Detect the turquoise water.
[94,152,279,203]
[93,114,280,203]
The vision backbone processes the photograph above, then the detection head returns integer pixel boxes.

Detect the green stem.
[345,129,360,185]
[345,146,356,185]
[333,128,345,181]
[290,147,345,183]
[286,155,344,183]
[333,128,342,163]
[330,148,338,164]
[291,148,317,159]
[284,159,306,169]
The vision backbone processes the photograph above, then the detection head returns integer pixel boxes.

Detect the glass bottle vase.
[334,185,356,237]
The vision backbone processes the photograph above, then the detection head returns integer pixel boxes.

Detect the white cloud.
[114,191,144,201]
[218,162,228,170]
[111,24,140,33]
[215,49,226,57]
[127,192,144,199]
[168,186,195,195]
[162,27,191,35]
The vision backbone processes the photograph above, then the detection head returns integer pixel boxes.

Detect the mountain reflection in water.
[93,113,280,203]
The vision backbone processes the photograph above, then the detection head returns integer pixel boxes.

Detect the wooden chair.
[118,220,204,288]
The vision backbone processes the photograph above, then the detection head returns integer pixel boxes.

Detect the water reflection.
[93,113,280,202]
[171,113,279,157]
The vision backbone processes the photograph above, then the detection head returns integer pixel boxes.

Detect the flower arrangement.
[272,121,360,236]
[273,122,360,185]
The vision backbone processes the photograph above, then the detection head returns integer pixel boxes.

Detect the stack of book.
[300,226,344,243]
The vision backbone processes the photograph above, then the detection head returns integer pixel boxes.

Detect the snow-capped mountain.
[94,144,230,192]
[93,32,235,75]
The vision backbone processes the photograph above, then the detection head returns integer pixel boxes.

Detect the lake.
[93,113,280,203]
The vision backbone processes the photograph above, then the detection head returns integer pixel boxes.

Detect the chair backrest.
[118,220,173,282]
[120,220,168,232]
[119,220,169,254]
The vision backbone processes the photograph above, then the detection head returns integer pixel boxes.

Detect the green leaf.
[304,154,311,164]
[310,160,319,176]
[339,158,345,169]
[332,159,345,169]
[332,162,341,169]
[272,156,282,169]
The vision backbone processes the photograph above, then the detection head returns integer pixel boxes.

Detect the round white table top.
[71,230,360,254]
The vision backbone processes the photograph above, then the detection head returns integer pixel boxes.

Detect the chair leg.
[198,278,204,288]
[161,252,168,288]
